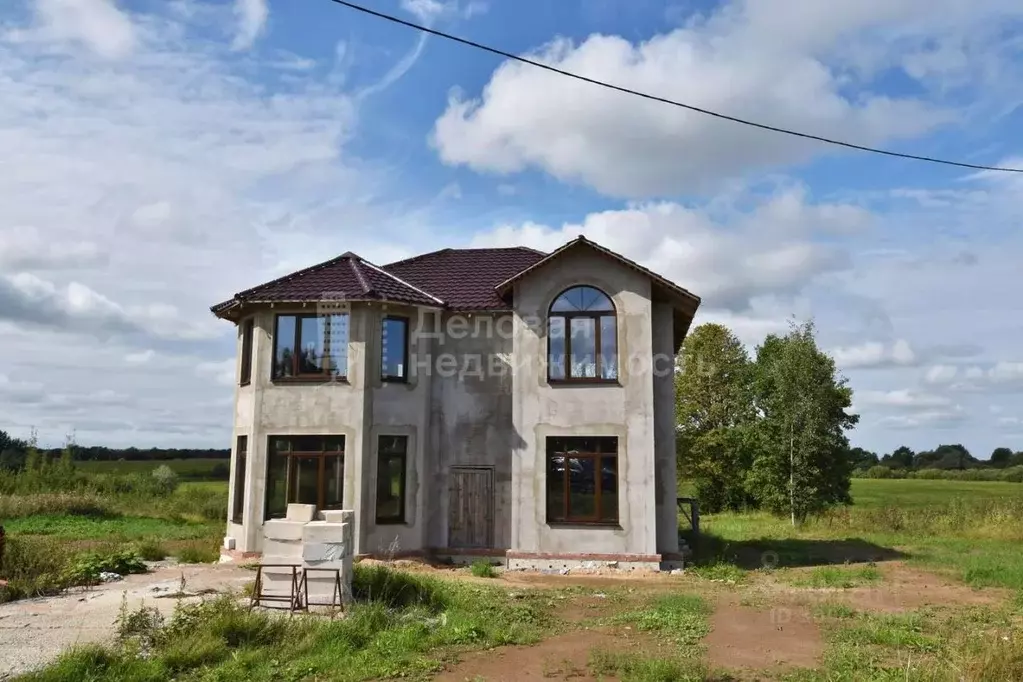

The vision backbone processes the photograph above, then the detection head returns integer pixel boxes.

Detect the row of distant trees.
[0,429,228,472]
[848,444,1023,471]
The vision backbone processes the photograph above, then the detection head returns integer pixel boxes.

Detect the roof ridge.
[348,256,373,296]
[360,258,446,305]
[383,245,546,269]
[383,247,453,269]
[231,252,353,299]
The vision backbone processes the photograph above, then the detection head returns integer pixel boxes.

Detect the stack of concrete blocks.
[260,504,354,608]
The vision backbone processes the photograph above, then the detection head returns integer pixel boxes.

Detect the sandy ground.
[0,563,252,680]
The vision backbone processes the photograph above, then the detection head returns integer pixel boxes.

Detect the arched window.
[548,286,618,382]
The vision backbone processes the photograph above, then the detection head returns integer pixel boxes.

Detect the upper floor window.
[382,316,409,382]
[548,286,618,382]
[239,318,253,386]
[272,314,349,381]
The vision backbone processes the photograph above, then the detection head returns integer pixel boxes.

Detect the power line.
[326,0,1023,174]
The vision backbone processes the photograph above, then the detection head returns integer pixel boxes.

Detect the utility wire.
[327,0,1023,174]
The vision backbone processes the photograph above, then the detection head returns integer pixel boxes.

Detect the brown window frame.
[381,315,410,383]
[264,435,345,520]
[231,435,247,524]
[547,286,618,384]
[546,436,619,525]
[239,318,254,386]
[271,313,349,382]
[375,435,408,524]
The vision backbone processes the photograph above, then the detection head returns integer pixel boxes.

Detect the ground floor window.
[231,435,247,524]
[546,436,619,524]
[376,435,408,524]
[265,435,344,519]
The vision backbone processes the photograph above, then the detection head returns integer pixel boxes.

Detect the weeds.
[789,563,882,589]
[175,541,220,564]
[21,566,555,682]
[469,559,497,578]
[589,649,707,682]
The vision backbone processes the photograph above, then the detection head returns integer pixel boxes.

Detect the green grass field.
[696,478,1023,591]
[75,458,230,480]
[849,477,1023,508]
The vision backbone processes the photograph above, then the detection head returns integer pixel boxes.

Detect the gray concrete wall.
[426,312,516,550]
[652,302,679,554]
[228,303,367,553]
[510,248,659,557]
[363,304,434,555]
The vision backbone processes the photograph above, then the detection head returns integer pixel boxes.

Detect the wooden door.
[448,467,494,548]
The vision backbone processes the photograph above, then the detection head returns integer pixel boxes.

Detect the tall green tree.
[747,320,859,524]
[990,447,1014,468]
[675,323,756,512]
[882,446,915,469]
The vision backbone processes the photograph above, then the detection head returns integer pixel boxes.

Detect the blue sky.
[1,0,1021,458]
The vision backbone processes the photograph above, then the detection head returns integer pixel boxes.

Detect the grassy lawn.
[692,478,1023,591]
[4,513,216,541]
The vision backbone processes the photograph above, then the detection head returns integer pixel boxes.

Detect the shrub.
[65,548,147,585]
[133,540,169,562]
[116,598,165,649]
[0,493,113,520]
[864,466,895,479]
[175,541,220,564]
[0,536,70,602]
[469,560,497,578]
[151,465,179,495]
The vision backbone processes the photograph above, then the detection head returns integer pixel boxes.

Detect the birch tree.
[748,320,858,524]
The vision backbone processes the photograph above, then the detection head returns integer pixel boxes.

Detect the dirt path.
[704,597,823,675]
[0,563,252,680]
[759,561,1007,614]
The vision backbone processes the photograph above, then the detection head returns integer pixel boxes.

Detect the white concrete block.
[302,542,347,563]
[223,536,236,550]
[285,504,317,523]
[262,538,302,559]
[320,510,347,524]
[263,520,305,541]
[302,522,345,544]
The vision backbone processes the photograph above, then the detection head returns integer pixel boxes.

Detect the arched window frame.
[547,285,619,383]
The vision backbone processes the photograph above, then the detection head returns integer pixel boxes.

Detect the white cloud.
[472,184,860,311]
[125,349,155,365]
[196,359,236,387]
[431,0,1023,196]
[859,389,952,409]
[400,0,486,24]
[231,0,269,51]
[832,339,917,369]
[921,361,1023,391]
[0,3,420,445]
[878,408,967,430]
[431,0,1023,198]
[28,0,136,59]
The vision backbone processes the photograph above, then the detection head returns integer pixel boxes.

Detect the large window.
[376,436,407,524]
[239,318,253,385]
[548,286,618,382]
[272,314,349,381]
[264,435,344,520]
[546,436,618,524]
[231,435,247,524]
[381,316,409,382]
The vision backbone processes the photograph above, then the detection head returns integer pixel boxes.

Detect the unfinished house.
[211,236,701,570]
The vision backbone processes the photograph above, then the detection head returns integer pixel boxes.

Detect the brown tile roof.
[382,247,547,311]
[210,252,443,317]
